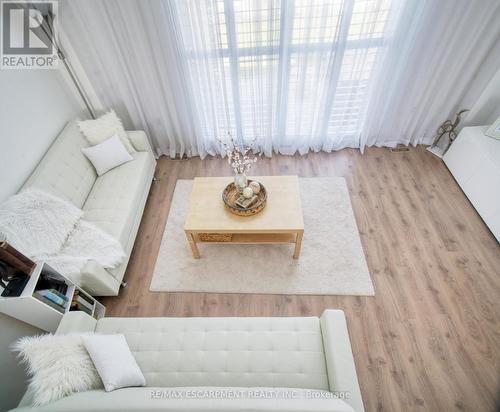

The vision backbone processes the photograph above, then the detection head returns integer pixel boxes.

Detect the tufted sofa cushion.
[23,121,97,208]
[95,316,329,390]
[83,151,155,249]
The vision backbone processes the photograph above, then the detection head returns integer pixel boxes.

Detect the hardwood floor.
[101,145,500,412]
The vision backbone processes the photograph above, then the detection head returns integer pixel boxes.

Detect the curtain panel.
[61,0,500,158]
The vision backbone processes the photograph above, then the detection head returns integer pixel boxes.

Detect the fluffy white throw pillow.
[0,188,82,257]
[12,334,103,406]
[81,134,133,176]
[82,334,146,392]
[78,110,136,154]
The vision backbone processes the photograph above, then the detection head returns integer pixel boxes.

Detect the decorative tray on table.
[222,180,267,216]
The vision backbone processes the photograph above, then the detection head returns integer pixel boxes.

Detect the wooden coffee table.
[184,176,304,259]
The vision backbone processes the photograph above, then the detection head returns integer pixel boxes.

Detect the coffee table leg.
[185,231,200,259]
[293,230,304,259]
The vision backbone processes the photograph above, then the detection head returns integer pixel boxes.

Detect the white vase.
[234,173,247,193]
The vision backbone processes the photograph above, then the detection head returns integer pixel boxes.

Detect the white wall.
[464,67,500,126]
[459,43,500,129]
[0,68,85,202]
[0,67,84,411]
[0,314,42,412]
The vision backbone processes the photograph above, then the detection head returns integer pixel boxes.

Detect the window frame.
[180,0,390,144]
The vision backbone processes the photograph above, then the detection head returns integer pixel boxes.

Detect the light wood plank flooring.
[101,146,500,412]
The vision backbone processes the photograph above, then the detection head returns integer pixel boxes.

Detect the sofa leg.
[120,281,128,288]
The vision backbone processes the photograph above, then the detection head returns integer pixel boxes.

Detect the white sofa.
[11,310,365,412]
[22,121,156,296]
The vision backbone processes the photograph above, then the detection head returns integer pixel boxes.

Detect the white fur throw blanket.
[0,189,125,275]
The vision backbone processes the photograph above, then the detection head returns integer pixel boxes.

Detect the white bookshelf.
[0,262,105,332]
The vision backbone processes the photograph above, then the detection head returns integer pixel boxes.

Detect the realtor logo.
[1,0,58,69]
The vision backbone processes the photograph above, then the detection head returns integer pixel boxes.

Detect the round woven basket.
[222,180,267,216]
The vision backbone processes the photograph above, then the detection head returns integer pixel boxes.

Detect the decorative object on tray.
[249,181,261,194]
[218,132,261,193]
[217,132,266,215]
[242,186,254,199]
[234,173,248,192]
[427,109,469,158]
[222,180,267,216]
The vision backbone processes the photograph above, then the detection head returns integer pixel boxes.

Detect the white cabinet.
[0,262,105,332]
[444,126,500,242]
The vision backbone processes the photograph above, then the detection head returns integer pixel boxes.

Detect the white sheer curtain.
[169,0,402,156]
[361,0,500,149]
[61,0,500,157]
[61,0,200,158]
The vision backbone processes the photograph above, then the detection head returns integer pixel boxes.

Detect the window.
[173,0,394,152]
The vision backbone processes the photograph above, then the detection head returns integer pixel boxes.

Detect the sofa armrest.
[56,312,97,334]
[69,260,121,296]
[127,130,155,157]
[320,310,365,412]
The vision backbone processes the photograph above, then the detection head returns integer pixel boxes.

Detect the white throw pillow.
[12,334,102,406]
[78,110,136,154]
[0,188,83,257]
[82,334,146,392]
[81,134,133,176]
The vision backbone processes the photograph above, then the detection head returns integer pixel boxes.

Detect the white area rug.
[150,178,374,295]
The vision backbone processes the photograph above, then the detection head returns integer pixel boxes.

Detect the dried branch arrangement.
[217,132,261,175]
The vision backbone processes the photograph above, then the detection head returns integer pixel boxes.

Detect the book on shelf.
[0,241,34,297]
[36,273,68,296]
[71,290,95,315]
[0,241,35,276]
[36,289,68,308]
[48,288,69,302]
[74,295,93,311]
[70,301,92,315]
[33,292,65,314]
[73,289,94,306]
